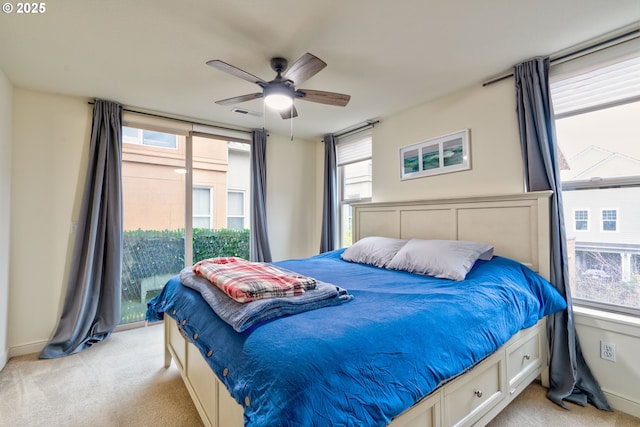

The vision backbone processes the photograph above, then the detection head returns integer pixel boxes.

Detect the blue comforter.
[146,249,566,427]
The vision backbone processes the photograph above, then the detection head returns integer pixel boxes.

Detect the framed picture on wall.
[400,129,470,180]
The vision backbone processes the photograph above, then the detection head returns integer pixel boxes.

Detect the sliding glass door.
[120,125,251,325]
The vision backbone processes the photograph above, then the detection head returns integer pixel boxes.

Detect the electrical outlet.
[600,341,616,362]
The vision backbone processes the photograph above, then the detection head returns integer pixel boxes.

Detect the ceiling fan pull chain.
[290,107,294,141]
[262,100,266,130]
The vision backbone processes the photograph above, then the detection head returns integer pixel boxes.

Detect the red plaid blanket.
[192,257,317,303]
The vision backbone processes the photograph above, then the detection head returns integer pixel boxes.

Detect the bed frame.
[163,191,553,427]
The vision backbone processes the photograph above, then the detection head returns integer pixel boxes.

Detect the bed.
[146,191,566,427]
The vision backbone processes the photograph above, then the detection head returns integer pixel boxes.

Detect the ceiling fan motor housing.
[270,57,288,74]
[263,81,295,98]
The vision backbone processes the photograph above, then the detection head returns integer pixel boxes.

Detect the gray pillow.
[341,236,408,268]
[386,239,494,281]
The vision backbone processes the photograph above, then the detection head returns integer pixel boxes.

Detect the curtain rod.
[332,119,380,140]
[87,101,252,135]
[482,26,640,87]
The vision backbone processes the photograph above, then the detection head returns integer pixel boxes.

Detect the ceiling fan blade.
[283,53,327,85]
[297,89,351,107]
[206,60,267,86]
[279,105,298,120]
[215,93,263,106]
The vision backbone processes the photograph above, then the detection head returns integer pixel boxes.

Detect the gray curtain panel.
[40,99,123,359]
[514,57,610,410]
[250,129,272,262]
[319,134,338,252]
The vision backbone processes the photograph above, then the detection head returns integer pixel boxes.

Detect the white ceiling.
[1,0,638,140]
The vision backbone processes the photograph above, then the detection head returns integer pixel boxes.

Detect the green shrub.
[122,229,184,286]
[193,228,250,262]
[121,228,250,303]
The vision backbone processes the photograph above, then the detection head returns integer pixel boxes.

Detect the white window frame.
[574,209,589,232]
[551,37,640,317]
[122,126,178,149]
[227,190,246,230]
[192,186,213,229]
[336,131,373,247]
[600,208,618,232]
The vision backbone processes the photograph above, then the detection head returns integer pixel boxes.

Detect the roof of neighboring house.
[558,148,570,171]
[561,145,640,181]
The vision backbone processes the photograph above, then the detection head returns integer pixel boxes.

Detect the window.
[601,209,618,232]
[227,190,245,230]
[574,209,589,231]
[193,187,212,229]
[337,132,372,247]
[122,126,177,149]
[551,37,640,315]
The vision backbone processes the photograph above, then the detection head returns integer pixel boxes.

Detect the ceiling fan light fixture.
[264,93,294,110]
[263,84,294,110]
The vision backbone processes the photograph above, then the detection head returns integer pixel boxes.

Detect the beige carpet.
[1,324,638,427]
[0,324,203,427]
[489,381,640,427]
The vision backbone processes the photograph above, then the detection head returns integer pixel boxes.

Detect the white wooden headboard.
[352,191,552,280]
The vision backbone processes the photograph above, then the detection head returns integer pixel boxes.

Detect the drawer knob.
[474,390,483,398]
[524,354,531,360]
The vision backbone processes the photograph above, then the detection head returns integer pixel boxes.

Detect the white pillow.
[386,239,494,281]
[341,236,408,268]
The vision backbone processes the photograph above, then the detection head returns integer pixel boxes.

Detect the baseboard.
[114,320,148,333]
[605,390,640,419]
[8,339,47,358]
[0,348,7,371]
[533,376,638,419]
[540,366,549,388]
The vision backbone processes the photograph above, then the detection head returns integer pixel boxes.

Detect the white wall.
[373,79,524,201]
[266,133,320,261]
[575,309,640,417]
[9,89,91,356]
[0,68,12,370]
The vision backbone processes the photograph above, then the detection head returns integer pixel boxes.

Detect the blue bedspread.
[146,249,566,427]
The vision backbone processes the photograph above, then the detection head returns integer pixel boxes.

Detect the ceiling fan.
[206,53,351,119]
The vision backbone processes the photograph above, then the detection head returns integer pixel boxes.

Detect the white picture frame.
[400,129,470,180]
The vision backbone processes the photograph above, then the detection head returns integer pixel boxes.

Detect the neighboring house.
[122,128,250,232]
[227,141,251,230]
[562,146,640,292]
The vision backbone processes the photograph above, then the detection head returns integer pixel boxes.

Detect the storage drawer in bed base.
[165,318,244,427]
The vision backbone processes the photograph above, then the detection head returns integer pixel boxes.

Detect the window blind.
[122,112,191,136]
[550,38,640,117]
[336,132,372,166]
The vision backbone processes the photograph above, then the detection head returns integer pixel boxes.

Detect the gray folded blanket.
[179,267,353,332]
